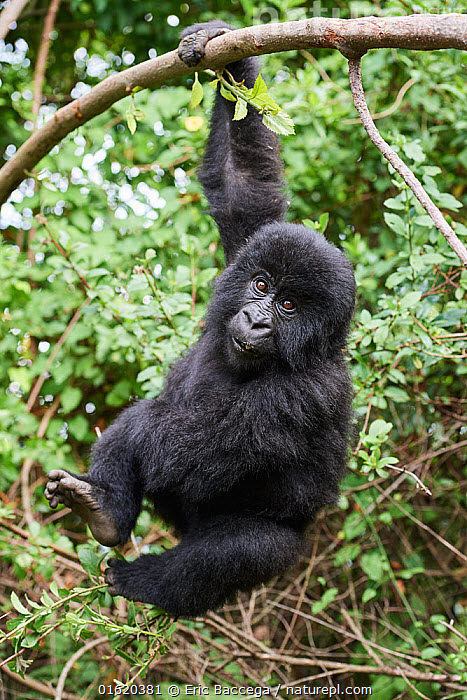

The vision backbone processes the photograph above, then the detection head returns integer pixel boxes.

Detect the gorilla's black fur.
[45,21,356,618]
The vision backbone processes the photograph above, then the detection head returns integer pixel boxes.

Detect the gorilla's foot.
[45,469,120,547]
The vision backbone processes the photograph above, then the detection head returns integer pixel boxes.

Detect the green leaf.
[68,415,89,441]
[421,252,446,265]
[343,512,366,541]
[60,386,82,413]
[127,601,136,626]
[49,581,59,597]
[233,98,248,121]
[106,379,132,407]
[78,546,101,575]
[250,73,268,98]
[383,212,407,237]
[334,543,361,567]
[361,552,385,582]
[421,646,441,660]
[40,591,54,607]
[189,73,204,108]
[319,212,329,233]
[312,588,338,614]
[436,192,462,210]
[398,567,424,579]
[432,308,465,327]
[137,365,158,382]
[423,166,441,176]
[25,595,42,610]
[414,215,435,228]
[362,587,377,603]
[384,197,405,210]
[126,109,137,134]
[385,387,410,402]
[399,291,421,310]
[373,324,389,345]
[360,309,372,325]
[11,592,29,615]
[402,141,426,163]
[21,633,41,648]
[368,420,392,440]
[379,511,392,524]
[386,271,407,289]
[220,84,236,102]
[251,93,280,113]
[8,367,32,392]
[115,647,139,664]
[262,111,295,136]
[86,268,111,279]
[430,614,449,633]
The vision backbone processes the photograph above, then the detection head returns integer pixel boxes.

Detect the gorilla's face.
[227,272,299,366]
[207,223,356,374]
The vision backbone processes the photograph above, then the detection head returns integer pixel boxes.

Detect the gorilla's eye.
[281,299,295,312]
[254,278,268,293]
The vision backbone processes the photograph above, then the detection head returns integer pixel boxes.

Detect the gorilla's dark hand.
[178,20,233,67]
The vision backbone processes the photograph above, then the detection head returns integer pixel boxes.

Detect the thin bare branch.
[300,49,347,92]
[344,76,417,123]
[26,299,90,411]
[348,58,467,266]
[32,0,62,120]
[437,620,467,643]
[55,637,108,700]
[376,484,467,563]
[0,516,80,561]
[266,603,463,683]
[385,463,432,495]
[0,13,466,205]
[21,394,60,525]
[0,663,81,700]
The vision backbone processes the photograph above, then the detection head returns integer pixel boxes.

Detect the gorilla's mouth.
[231,336,257,354]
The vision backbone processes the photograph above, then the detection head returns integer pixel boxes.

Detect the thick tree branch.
[0,0,29,42]
[0,14,466,207]
[348,58,467,267]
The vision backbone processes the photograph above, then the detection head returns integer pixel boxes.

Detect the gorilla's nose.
[238,305,273,340]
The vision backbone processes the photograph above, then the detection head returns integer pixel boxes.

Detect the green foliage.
[207,70,295,135]
[1,543,175,685]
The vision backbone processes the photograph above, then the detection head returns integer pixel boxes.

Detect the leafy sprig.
[191,69,295,136]
[1,545,176,684]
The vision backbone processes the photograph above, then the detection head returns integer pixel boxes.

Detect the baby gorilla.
[45,20,356,618]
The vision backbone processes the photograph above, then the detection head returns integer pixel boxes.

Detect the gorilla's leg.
[45,469,120,546]
[45,400,152,546]
[104,515,305,617]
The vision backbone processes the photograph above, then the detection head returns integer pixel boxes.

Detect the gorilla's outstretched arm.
[179,21,287,263]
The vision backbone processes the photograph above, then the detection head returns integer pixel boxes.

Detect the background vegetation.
[0,0,466,698]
